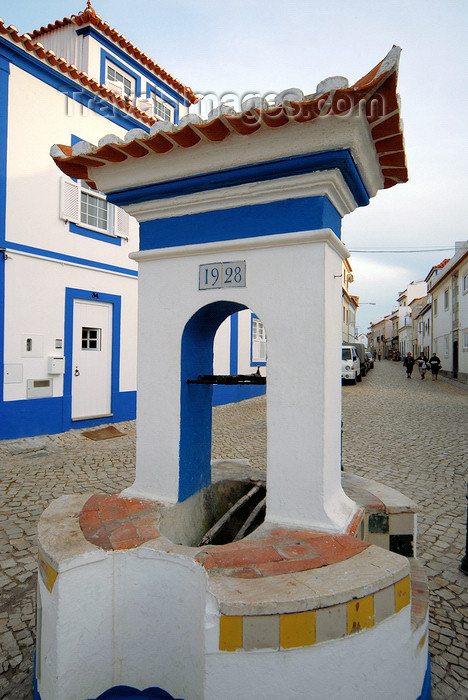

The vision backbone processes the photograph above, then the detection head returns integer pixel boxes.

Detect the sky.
[2,0,467,333]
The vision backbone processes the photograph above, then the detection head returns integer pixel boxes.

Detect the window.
[444,336,449,356]
[82,327,101,351]
[80,182,108,231]
[444,289,449,310]
[252,317,266,363]
[106,63,133,99]
[463,274,468,294]
[152,94,173,122]
[433,297,438,316]
[463,333,468,350]
[60,177,130,240]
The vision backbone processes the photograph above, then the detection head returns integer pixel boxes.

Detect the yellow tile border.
[280,610,315,649]
[219,615,243,651]
[38,551,58,593]
[219,576,412,650]
[395,575,411,613]
[347,594,374,634]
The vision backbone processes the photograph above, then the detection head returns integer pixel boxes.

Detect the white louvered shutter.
[114,205,130,238]
[60,178,80,224]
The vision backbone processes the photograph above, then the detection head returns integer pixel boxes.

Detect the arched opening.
[179,301,267,544]
[180,300,248,502]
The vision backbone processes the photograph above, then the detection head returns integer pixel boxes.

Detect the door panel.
[72,300,112,420]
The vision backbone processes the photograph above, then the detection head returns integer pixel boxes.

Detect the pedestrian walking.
[403,351,415,378]
[377,348,382,362]
[416,352,429,380]
[429,352,441,381]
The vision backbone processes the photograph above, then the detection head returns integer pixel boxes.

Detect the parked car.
[365,351,374,370]
[343,342,367,378]
[342,345,361,384]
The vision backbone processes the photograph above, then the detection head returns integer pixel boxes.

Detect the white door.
[72,300,112,420]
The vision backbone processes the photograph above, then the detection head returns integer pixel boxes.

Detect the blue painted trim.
[76,25,190,107]
[416,653,431,700]
[0,390,136,439]
[140,196,342,249]
[229,313,238,375]
[69,222,122,246]
[0,397,64,440]
[0,37,150,133]
[5,241,137,276]
[92,685,181,699]
[63,288,121,429]
[212,384,266,406]
[145,84,179,125]
[180,301,247,501]
[0,56,9,407]
[250,313,267,367]
[106,149,369,209]
[99,49,142,101]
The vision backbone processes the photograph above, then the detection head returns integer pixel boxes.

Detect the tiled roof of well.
[51,46,408,191]
[28,2,197,104]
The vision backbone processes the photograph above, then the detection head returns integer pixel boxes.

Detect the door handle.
[74,367,80,376]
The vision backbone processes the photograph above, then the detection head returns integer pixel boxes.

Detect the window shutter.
[252,339,266,362]
[114,205,130,238]
[60,178,80,224]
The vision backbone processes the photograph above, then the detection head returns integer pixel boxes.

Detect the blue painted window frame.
[250,314,267,367]
[146,84,179,124]
[99,50,141,101]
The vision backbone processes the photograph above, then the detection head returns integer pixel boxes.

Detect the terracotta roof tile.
[0,16,158,126]
[50,47,408,192]
[28,3,196,103]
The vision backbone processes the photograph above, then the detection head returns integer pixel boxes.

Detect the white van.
[342,345,361,384]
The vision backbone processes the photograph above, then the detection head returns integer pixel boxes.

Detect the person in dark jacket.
[403,351,415,378]
[416,352,429,380]
[429,353,441,381]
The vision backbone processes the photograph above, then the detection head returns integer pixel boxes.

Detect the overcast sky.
[2,0,467,332]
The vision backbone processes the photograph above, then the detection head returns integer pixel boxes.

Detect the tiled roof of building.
[424,258,450,282]
[28,2,197,103]
[0,16,156,125]
[51,46,408,191]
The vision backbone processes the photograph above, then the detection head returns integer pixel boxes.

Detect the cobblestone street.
[0,359,467,698]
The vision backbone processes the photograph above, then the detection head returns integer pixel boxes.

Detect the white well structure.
[36,48,431,700]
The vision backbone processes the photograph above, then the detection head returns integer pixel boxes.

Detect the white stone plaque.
[199,261,246,290]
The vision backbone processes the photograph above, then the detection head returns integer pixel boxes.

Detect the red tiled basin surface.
[79,494,369,578]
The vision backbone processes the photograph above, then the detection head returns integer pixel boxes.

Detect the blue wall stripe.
[5,241,137,276]
[140,196,342,250]
[229,313,238,375]
[107,149,369,209]
[0,56,9,407]
[0,38,150,133]
[69,222,122,246]
[76,25,191,107]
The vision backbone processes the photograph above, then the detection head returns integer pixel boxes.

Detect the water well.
[37,47,430,700]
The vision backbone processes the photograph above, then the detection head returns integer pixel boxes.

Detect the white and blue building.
[0,4,195,439]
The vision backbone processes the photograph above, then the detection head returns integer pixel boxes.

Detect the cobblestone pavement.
[0,359,467,698]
